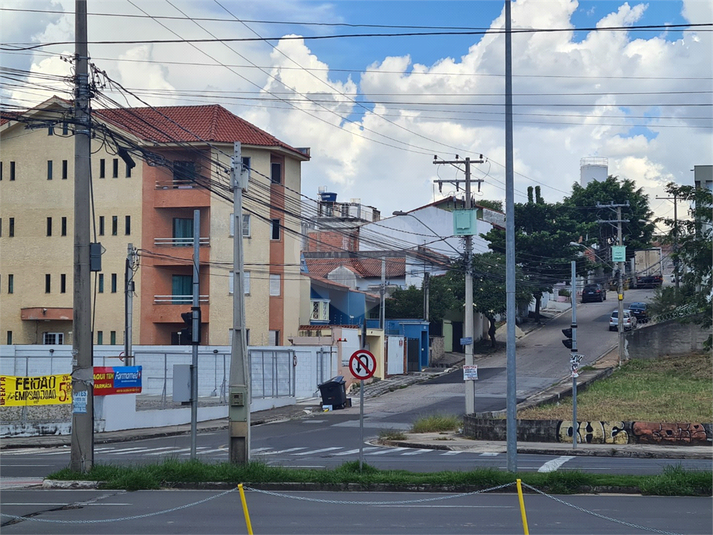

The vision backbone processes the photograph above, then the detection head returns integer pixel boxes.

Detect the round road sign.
[349,350,376,380]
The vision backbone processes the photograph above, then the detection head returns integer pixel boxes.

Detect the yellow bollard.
[516,479,530,535]
[238,483,254,535]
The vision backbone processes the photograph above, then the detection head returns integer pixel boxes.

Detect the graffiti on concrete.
[557,421,629,444]
[631,422,708,445]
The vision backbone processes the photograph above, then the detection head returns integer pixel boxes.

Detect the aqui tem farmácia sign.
[93,366,142,396]
[0,374,72,406]
[0,366,142,407]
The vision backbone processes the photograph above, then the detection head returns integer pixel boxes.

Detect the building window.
[271,219,280,240]
[43,332,64,345]
[62,160,68,179]
[8,274,13,294]
[126,162,132,178]
[271,162,282,184]
[46,217,52,236]
[98,273,104,293]
[112,158,119,178]
[111,273,117,293]
[61,217,67,236]
[48,125,54,135]
[0,218,2,236]
[268,330,279,346]
[229,213,251,237]
[9,217,14,237]
[244,271,250,295]
[110,331,116,345]
[47,160,53,180]
[6,331,12,345]
[60,274,67,293]
[245,329,250,346]
[173,161,196,186]
[310,300,330,322]
[125,215,131,235]
[112,216,118,236]
[172,275,192,303]
[1,161,3,180]
[99,216,105,236]
[62,122,69,135]
[269,274,280,296]
[97,331,104,345]
[45,274,51,293]
[10,161,15,181]
[99,159,106,178]
[173,218,193,246]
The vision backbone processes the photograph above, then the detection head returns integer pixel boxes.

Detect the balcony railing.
[154,295,209,304]
[155,179,195,189]
[154,237,210,247]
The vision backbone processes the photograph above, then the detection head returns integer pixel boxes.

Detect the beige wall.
[0,117,143,346]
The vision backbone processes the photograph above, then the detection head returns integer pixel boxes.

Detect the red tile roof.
[94,104,307,158]
[305,257,405,278]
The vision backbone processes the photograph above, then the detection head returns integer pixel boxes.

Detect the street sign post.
[350,349,376,471]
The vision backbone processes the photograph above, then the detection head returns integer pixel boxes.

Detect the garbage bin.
[317,376,347,409]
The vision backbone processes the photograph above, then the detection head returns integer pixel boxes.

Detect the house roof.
[95,104,308,158]
[1,96,308,160]
[305,273,380,301]
[305,257,406,279]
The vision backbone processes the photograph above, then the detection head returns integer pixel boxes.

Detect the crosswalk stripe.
[293,447,342,456]
[479,452,500,457]
[401,449,430,456]
[366,447,408,456]
[145,448,191,456]
[254,447,307,456]
[196,448,225,455]
[441,451,463,455]
[331,447,378,456]
[111,447,179,455]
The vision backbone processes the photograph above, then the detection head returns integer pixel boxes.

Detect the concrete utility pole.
[70,0,93,474]
[124,244,137,367]
[190,210,200,460]
[380,257,386,330]
[597,202,629,366]
[229,142,251,464]
[433,155,483,416]
[504,0,518,473]
[656,192,680,294]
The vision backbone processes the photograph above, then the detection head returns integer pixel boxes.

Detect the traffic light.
[562,328,573,349]
[179,308,201,345]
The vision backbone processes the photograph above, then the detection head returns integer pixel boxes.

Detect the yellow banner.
[0,374,72,407]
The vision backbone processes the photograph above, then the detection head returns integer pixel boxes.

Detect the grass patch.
[518,352,713,421]
[46,460,711,496]
[378,429,407,441]
[411,414,462,433]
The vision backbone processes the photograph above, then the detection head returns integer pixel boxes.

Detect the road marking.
[366,447,408,456]
[293,447,343,456]
[196,448,226,455]
[145,448,191,456]
[251,447,272,453]
[538,456,575,473]
[440,451,463,455]
[254,447,307,456]
[479,452,500,457]
[110,447,179,455]
[332,447,379,456]
[401,449,430,456]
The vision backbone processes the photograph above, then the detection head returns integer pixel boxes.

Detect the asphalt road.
[2,488,711,534]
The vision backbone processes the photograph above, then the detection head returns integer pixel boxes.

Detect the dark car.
[582,283,607,303]
[629,302,649,323]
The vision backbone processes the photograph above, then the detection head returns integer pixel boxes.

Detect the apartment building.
[0,96,309,347]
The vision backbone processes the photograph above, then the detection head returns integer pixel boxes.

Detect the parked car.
[628,302,649,323]
[609,309,637,331]
[582,283,607,303]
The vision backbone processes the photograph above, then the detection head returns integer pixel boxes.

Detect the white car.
[609,309,637,331]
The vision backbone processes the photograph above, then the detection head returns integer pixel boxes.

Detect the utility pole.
[124,244,137,366]
[380,257,386,330]
[189,210,200,459]
[229,142,250,464]
[597,202,629,366]
[422,272,430,322]
[656,192,680,293]
[434,155,483,416]
[70,0,93,474]
[504,0,517,473]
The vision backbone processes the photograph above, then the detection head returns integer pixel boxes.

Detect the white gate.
[386,336,405,375]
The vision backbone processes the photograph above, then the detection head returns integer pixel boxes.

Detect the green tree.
[481,186,592,321]
[654,183,712,347]
[562,176,656,257]
[385,275,459,325]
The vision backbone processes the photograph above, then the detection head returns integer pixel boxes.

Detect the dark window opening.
[111,273,117,293]
[10,161,15,181]
[98,273,104,293]
[47,160,53,180]
[270,162,282,184]
[46,217,52,236]
[173,218,193,246]
[271,219,281,240]
[45,274,51,293]
[60,274,67,293]
[99,159,106,178]
[125,215,131,236]
[8,274,14,294]
[62,160,68,179]
[62,122,69,135]
[61,217,67,236]
[9,217,15,237]
[173,161,196,185]
[112,158,119,178]
[99,216,105,236]
[112,216,118,236]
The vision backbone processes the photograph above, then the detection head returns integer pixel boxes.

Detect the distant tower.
[580,157,608,187]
